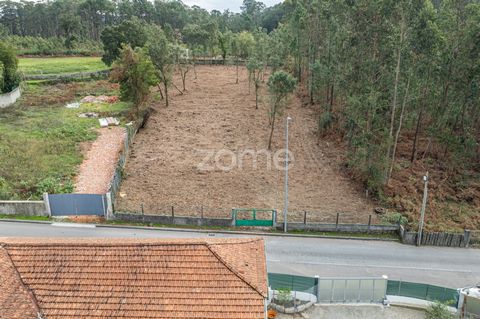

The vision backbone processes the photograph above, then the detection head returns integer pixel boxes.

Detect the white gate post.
[43,193,51,217]
[105,192,114,220]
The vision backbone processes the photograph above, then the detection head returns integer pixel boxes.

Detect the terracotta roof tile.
[0,238,266,319]
[0,247,40,319]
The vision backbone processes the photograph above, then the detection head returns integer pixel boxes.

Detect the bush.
[1,35,102,56]
[0,41,20,93]
[35,177,73,196]
[276,288,292,306]
[426,302,455,319]
[380,212,408,225]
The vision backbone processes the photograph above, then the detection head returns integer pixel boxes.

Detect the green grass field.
[18,57,108,76]
[0,80,130,200]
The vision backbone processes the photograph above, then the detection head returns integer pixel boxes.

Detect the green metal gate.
[232,208,276,227]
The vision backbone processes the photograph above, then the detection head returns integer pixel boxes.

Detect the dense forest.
[1,0,479,230]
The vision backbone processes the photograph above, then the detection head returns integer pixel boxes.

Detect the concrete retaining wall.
[114,212,234,227]
[0,87,21,108]
[279,222,399,234]
[0,200,49,216]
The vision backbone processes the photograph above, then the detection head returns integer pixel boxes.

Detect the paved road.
[0,221,478,288]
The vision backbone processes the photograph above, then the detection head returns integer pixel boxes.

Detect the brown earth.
[75,127,125,194]
[116,66,375,222]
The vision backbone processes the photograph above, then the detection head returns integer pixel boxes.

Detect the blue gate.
[48,194,106,216]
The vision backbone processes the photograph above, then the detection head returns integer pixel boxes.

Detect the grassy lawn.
[18,57,108,76]
[0,80,130,200]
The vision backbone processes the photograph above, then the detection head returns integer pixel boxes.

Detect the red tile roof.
[0,238,267,319]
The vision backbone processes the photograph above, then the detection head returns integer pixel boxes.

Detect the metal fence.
[386,280,458,304]
[48,194,107,216]
[268,273,459,306]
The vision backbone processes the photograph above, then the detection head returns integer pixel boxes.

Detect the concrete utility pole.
[417,172,429,246]
[284,116,292,233]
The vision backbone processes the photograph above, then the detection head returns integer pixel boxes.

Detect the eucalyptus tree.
[146,26,175,107]
[267,71,297,150]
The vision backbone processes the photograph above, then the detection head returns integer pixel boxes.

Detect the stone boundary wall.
[0,197,49,217]
[0,87,21,108]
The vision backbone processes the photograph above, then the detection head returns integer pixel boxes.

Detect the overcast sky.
[182,0,283,13]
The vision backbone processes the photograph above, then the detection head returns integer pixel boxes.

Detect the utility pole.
[417,172,429,246]
[284,116,292,233]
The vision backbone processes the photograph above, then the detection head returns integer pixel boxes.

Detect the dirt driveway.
[116,66,374,222]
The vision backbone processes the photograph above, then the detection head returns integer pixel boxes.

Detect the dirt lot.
[116,66,374,222]
[277,304,425,319]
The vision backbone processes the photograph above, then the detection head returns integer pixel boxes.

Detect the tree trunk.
[388,76,410,183]
[164,81,169,107]
[236,58,239,84]
[193,52,197,79]
[255,82,259,109]
[411,109,423,163]
[157,84,164,100]
[385,19,404,184]
[268,105,277,150]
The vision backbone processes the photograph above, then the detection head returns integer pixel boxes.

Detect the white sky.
[182,0,283,13]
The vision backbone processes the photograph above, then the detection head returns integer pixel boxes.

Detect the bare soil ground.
[116,66,374,222]
[75,127,125,194]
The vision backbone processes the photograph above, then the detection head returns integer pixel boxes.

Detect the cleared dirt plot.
[117,66,374,222]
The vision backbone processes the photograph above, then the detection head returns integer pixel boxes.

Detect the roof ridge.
[206,241,267,298]
[0,246,43,318]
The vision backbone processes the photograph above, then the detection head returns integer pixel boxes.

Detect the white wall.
[0,87,21,108]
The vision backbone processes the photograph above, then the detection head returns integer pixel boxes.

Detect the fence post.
[335,213,340,231]
[201,206,204,220]
[43,193,51,217]
[171,206,174,218]
[314,275,319,302]
[368,215,372,232]
[304,211,307,225]
[105,192,113,220]
[464,229,471,248]
[141,203,144,215]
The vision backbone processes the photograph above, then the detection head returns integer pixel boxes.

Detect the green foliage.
[0,80,126,200]
[267,70,297,99]
[267,70,297,149]
[3,35,102,56]
[425,302,454,319]
[101,18,149,66]
[110,45,158,113]
[0,41,19,93]
[36,177,73,195]
[276,288,292,306]
[380,212,408,225]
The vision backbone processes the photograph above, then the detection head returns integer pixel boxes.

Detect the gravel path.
[75,127,126,194]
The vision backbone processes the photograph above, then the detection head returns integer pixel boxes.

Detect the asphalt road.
[0,221,478,288]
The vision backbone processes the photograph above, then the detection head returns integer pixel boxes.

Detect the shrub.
[0,41,20,93]
[426,302,454,319]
